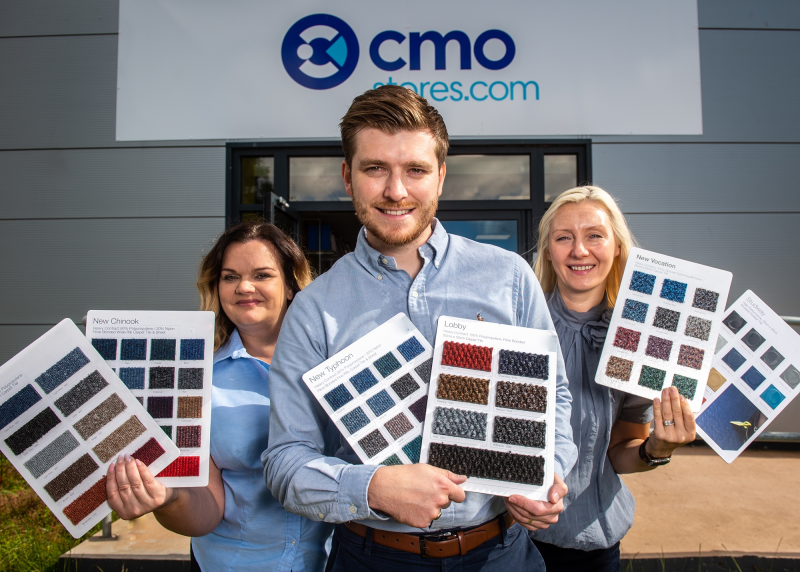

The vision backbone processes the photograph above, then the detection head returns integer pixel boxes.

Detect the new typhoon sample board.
[86,311,215,486]
[302,313,433,465]
[420,316,558,499]
[696,291,800,463]
[0,320,179,538]
[595,248,732,412]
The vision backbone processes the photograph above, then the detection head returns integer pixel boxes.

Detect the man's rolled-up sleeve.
[262,296,388,523]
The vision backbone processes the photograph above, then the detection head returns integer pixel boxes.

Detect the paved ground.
[620,446,800,560]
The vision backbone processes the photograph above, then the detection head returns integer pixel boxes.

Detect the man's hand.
[504,473,567,531]
[368,464,467,528]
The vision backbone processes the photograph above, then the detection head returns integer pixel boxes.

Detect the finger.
[443,469,467,485]
[652,396,663,434]
[115,454,133,496]
[548,474,568,504]
[136,460,165,499]
[505,499,535,524]
[508,495,555,518]
[445,480,466,504]
[106,462,121,508]
[659,388,674,422]
[681,395,697,436]
[668,386,686,434]
[124,455,152,505]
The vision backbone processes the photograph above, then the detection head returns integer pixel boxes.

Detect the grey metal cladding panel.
[626,213,800,317]
[0,325,58,366]
[698,0,800,30]
[0,218,225,324]
[0,147,225,218]
[593,30,800,143]
[0,0,118,37]
[0,34,227,149]
[0,35,117,149]
[592,143,800,213]
[768,396,800,433]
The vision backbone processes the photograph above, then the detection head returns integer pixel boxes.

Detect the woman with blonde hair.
[530,187,695,571]
[105,221,333,572]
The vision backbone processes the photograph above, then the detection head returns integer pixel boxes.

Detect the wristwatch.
[638,437,671,466]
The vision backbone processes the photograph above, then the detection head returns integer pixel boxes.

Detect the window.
[227,141,589,271]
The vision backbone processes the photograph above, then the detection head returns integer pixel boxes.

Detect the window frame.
[226,139,591,263]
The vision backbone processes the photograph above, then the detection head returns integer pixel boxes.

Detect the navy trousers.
[532,539,621,572]
[325,520,545,572]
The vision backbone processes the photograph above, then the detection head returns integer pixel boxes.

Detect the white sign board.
[116,0,702,140]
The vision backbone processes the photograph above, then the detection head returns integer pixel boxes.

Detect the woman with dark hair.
[105,221,332,572]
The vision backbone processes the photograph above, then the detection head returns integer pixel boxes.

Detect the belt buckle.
[419,531,453,559]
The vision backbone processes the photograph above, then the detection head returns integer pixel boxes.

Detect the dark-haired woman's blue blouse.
[192,329,333,571]
[532,289,653,550]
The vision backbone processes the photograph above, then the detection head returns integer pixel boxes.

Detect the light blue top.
[532,289,653,550]
[263,220,578,533]
[192,329,333,572]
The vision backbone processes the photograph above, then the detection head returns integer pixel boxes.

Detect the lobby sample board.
[595,248,732,412]
[0,319,179,538]
[696,291,800,463]
[86,311,214,487]
[302,313,433,465]
[419,316,558,499]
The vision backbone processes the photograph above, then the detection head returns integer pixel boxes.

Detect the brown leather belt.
[344,513,515,558]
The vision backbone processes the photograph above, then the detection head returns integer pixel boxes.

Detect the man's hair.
[340,85,449,166]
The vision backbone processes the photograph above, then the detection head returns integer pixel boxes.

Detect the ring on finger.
[663,420,675,426]
[527,517,534,525]
[434,509,442,520]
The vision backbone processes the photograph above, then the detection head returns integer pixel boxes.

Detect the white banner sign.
[116,0,702,141]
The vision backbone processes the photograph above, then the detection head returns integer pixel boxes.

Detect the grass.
[0,453,101,572]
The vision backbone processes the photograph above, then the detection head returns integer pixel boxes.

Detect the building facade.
[1,0,798,430]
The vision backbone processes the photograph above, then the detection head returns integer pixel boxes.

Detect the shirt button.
[434,261,440,268]
[349,505,357,514]
[381,257,388,264]
[291,540,297,546]
[377,274,383,281]
[317,512,324,519]
[411,291,418,298]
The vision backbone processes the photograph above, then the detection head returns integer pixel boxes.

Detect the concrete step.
[59,512,190,572]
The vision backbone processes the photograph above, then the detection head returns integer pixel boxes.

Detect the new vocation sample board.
[696,290,800,463]
[420,317,558,499]
[596,248,732,412]
[0,320,179,538]
[86,310,214,486]
[302,314,433,465]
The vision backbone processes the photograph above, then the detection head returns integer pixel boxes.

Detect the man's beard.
[353,193,438,247]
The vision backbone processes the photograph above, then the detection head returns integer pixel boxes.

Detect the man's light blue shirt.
[263,220,578,534]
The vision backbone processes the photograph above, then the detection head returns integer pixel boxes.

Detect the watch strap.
[639,436,671,466]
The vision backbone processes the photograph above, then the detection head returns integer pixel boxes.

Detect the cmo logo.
[282,14,516,90]
[370,30,515,71]
[281,14,360,90]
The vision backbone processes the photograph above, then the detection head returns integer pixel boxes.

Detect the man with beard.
[263,85,577,571]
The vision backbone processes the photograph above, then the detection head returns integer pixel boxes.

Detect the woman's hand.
[106,454,174,520]
[648,385,696,458]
